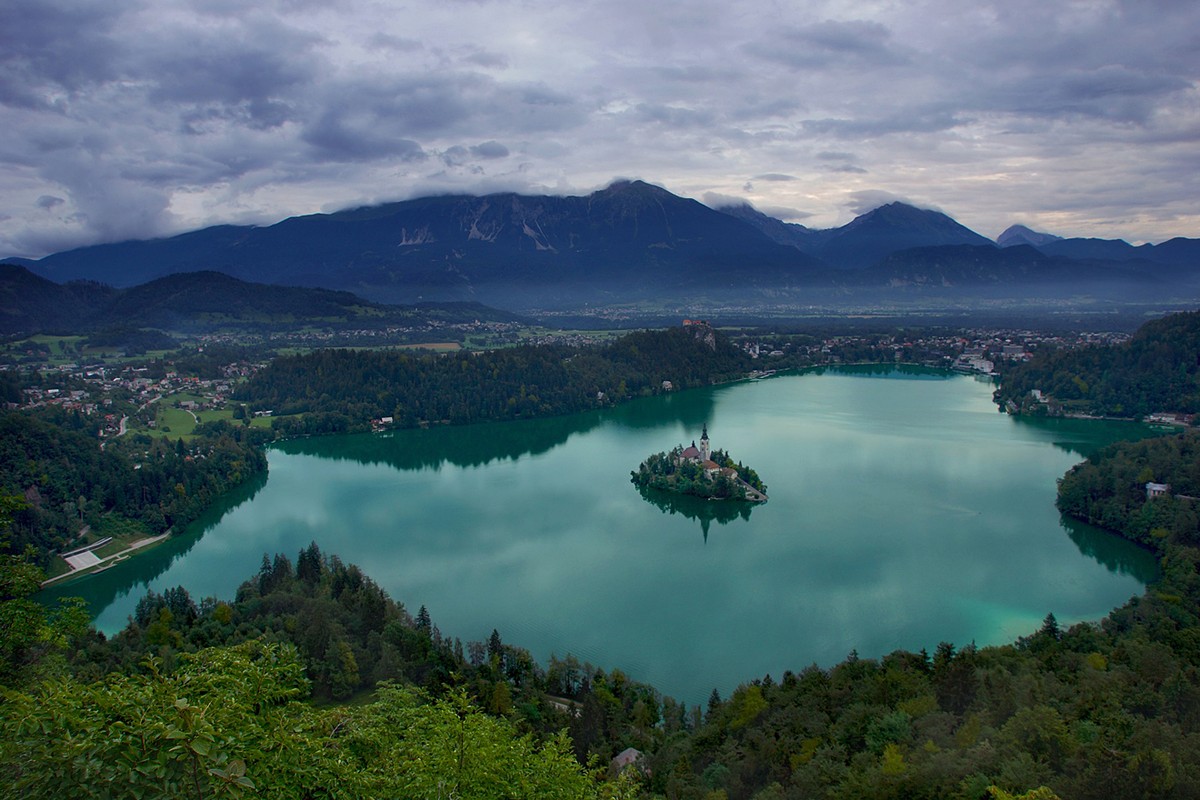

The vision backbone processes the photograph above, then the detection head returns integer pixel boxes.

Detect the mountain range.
[6,180,1199,311]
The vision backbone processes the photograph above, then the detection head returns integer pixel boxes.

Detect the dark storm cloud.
[301,74,579,162]
[36,195,65,210]
[1,0,1197,255]
[149,25,317,100]
[0,0,128,106]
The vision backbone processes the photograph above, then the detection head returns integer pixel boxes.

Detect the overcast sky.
[2,0,1197,258]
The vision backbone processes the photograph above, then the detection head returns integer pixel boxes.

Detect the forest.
[237,324,751,435]
[995,310,1200,418]
[0,413,268,568]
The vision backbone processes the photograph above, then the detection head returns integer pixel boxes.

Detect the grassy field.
[153,404,198,437]
[404,342,461,352]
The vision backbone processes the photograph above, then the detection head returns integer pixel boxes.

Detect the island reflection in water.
[636,485,755,542]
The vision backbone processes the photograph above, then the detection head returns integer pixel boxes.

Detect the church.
[678,425,731,478]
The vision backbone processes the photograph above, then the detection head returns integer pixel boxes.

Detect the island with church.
[631,425,768,502]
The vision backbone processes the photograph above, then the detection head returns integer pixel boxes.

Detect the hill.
[0,265,525,336]
[0,265,114,334]
[997,224,1064,248]
[811,202,995,269]
[995,310,1200,418]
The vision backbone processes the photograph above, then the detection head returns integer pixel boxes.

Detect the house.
[611,747,645,775]
[1146,482,1171,500]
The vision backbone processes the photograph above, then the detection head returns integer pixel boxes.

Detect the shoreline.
[40,531,172,588]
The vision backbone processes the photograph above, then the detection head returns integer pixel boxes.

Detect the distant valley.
[6,180,1199,313]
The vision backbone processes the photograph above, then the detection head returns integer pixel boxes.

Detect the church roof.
[681,445,702,459]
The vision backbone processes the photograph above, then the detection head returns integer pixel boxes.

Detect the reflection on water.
[636,485,755,542]
[801,363,959,380]
[1061,515,1159,583]
[1009,414,1160,459]
[278,392,720,471]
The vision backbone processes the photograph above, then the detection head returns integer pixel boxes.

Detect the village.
[0,324,1155,442]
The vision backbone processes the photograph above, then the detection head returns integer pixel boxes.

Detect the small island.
[631,425,768,502]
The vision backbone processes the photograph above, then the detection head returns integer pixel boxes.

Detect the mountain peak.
[598,179,670,197]
[853,201,954,225]
[997,224,1063,248]
[818,202,993,269]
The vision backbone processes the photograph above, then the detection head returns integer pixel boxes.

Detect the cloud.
[802,110,968,139]
[748,19,909,70]
[702,192,749,209]
[36,195,64,210]
[464,50,510,69]
[844,190,915,215]
[470,141,509,159]
[760,205,813,221]
[0,0,128,105]
[1,0,1198,254]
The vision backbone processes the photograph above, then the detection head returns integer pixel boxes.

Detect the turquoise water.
[46,367,1159,703]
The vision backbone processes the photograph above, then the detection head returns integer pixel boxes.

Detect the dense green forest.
[995,311,1200,418]
[237,324,751,435]
[1057,431,1200,547]
[0,413,268,567]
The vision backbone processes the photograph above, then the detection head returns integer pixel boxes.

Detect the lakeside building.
[1147,482,1172,500]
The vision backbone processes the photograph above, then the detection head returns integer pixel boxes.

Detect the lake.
[47,366,1160,704]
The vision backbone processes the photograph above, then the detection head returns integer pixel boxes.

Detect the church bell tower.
[700,424,710,462]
